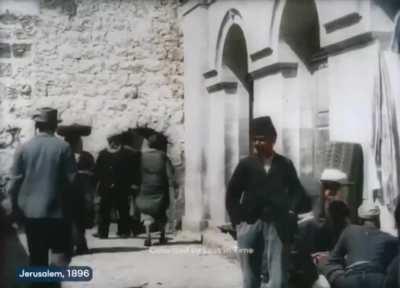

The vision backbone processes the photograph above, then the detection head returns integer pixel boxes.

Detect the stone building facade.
[2,0,400,235]
[180,0,400,234]
[0,0,185,224]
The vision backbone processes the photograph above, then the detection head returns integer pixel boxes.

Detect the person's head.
[328,200,350,226]
[320,169,350,215]
[148,133,167,152]
[251,116,277,158]
[358,202,380,228]
[64,135,83,153]
[107,134,121,150]
[33,108,61,134]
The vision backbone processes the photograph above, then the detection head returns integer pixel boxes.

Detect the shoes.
[118,233,130,239]
[144,238,152,247]
[159,236,168,245]
[75,247,90,255]
[92,233,108,239]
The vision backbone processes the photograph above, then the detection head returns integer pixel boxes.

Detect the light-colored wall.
[0,0,184,160]
[0,0,185,225]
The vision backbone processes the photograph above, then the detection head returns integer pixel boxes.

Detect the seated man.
[293,169,352,288]
[298,169,352,255]
[384,200,400,288]
[320,203,398,288]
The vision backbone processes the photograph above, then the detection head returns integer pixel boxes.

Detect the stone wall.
[0,0,185,226]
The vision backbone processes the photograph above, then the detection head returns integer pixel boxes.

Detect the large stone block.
[0,63,12,77]
[0,13,18,25]
[0,43,11,58]
[12,44,32,58]
[0,29,12,40]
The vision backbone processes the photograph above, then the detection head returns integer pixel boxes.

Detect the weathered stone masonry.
[0,0,185,224]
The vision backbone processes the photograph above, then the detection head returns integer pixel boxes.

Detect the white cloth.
[320,168,349,185]
[373,50,400,210]
[358,201,380,219]
[312,275,330,288]
[263,155,273,174]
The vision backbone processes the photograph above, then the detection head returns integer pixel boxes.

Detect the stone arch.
[207,9,252,225]
[215,9,250,79]
[278,0,320,71]
[270,0,323,197]
[217,13,251,185]
[269,0,321,68]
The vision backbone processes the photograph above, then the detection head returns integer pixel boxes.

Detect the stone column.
[205,82,238,226]
[180,2,209,232]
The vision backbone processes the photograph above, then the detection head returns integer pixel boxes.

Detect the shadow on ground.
[89,247,148,254]
[152,240,201,246]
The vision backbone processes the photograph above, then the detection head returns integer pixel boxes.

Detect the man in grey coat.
[8,108,77,267]
[320,203,398,288]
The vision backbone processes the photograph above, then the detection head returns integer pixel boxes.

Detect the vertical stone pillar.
[205,82,237,226]
[181,2,209,232]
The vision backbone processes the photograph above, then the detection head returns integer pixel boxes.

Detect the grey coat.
[136,149,175,217]
[8,133,77,219]
[320,224,398,284]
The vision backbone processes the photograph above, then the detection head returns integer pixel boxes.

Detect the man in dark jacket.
[226,116,311,288]
[8,108,77,269]
[63,130,95,255]
[384,201,400,288]
[320,203,398,288]
[94,133,140,238]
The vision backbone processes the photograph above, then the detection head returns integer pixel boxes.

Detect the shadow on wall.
[375,0,400,20]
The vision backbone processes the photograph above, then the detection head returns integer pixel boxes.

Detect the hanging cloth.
[372,13,400,210]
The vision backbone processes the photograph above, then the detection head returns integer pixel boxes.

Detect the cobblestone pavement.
[62,226,242,288]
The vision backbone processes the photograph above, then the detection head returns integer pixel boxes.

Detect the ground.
[7,224,242,288]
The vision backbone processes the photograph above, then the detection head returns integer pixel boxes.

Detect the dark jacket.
[95,147,141,195]
[226,153,311,243]
[298,218,348,254]
[321,225,398,284]
[66,151,96,225]
[384,255,399,288]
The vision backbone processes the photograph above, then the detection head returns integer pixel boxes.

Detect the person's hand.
[312,252,329,265]
[10,204,25,227]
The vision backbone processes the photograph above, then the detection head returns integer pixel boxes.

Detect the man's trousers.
[237,220,289,288]
[24,218,71,266]
[98,191,130,237]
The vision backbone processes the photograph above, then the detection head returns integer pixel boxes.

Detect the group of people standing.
[226,116,400,288]
[3,107,176,275]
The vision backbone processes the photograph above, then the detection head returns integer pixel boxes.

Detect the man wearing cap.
[94,132,140,238]
[226,116,311,288]
[320,203,398,288]
[295,169,352,288]
[8,108,77,268]
[59,124,95,255]
[303,169,352,256]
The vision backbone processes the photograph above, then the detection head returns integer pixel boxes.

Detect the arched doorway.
[278,0,322,196]
[221,24,251,188]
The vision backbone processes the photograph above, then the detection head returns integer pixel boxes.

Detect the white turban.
[320,168,351,185]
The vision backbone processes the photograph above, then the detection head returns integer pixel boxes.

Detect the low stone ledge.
[202,228,239,262]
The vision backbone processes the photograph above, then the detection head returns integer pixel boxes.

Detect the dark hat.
[32,107,62,124]
[251,116,277,138]
[107,133,122,144]
[57,123,92,137]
